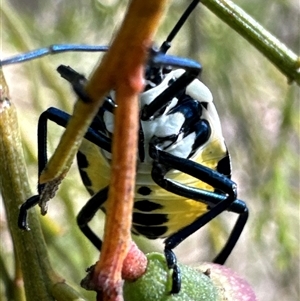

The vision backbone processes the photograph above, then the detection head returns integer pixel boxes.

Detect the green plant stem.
[0,253,15,300]
[202,0,300,84]
[13,249,27,301]
[0,70,86,301]
[0,69,55,300]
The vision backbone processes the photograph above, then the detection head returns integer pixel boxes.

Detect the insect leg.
[150,153,236,252]
[164,195,248,264]
[18,195,40,230]
[164,248,182,294]
[213,199,248,264]
[150,143,247,262]
[141,50,202,120]
[149,139,244,292]
[76,186,109,250]
[149,138,237,199]
[37,108,111,189]
[18,107,111,230]
[151,140,248,264]
[18,108,73,230]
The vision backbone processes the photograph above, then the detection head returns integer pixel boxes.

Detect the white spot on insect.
[186,78,213,103]
[102,68,223,164]
[103,110,114,134]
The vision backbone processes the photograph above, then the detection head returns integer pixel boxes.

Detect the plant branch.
[0,69,87,301]
[202,0,300,84]
[80,0,169,300]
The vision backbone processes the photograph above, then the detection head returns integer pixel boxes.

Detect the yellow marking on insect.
[79,131,227,239]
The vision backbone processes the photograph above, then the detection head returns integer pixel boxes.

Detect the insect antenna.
[1,45,109,66]
[145,0,200,86]
[159,0,200,54]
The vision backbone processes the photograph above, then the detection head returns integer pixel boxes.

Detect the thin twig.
[202,0,300,84]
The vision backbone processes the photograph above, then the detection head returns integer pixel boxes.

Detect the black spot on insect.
[133,212,168,226]
[134,200,164,212]
[77,151,89,168]
[216,152,231,177]
[137,186,152,196]
[77,152,93,188]
[200,101,208,110]
[132,225,168,239]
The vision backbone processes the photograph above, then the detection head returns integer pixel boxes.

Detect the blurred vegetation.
[1,0,299,300]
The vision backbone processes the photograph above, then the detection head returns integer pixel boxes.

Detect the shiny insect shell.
[77,68,230,240]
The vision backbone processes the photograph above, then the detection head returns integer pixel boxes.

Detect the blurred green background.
[1,0,299,300]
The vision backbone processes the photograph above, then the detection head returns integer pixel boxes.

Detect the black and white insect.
[2,0,248,294]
